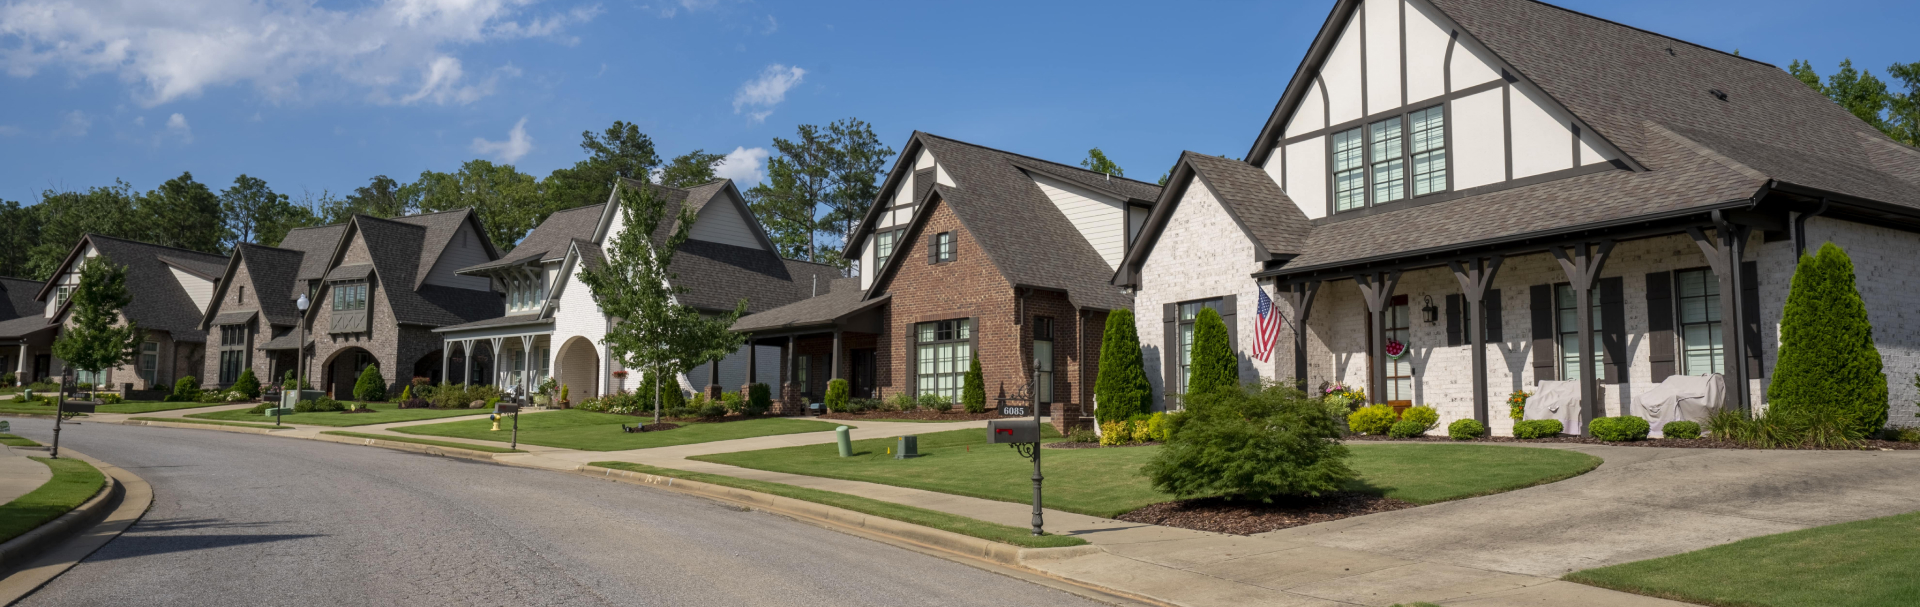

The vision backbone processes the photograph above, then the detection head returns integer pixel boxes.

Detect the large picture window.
[1032,317,1054,404]
[1176,298,1225,395]
[332,282,367,311]
[915,319,972,402]
[1676,269,1723,375]
[219,325,248,385]
[1555,284,1605,381]
[1331,128,1365,212]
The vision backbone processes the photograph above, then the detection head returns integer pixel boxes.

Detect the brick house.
[434,179,837,404]
[196,210,505,398]
[0,277,50,384]
[734,133,1162,431]
[0,235,227,392]
[1117,0,1920,435]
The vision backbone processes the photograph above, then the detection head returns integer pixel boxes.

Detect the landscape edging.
[0,457,123,573]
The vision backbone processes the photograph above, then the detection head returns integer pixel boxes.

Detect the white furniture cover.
[1525,380,1589,436]
[1634,374,1726,437]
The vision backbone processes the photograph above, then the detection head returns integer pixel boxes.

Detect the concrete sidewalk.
[0,448,52,506]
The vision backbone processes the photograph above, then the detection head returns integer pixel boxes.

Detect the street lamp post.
[291,294,309,427]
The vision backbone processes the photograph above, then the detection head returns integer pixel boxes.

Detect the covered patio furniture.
[1525,380,1591,436]
[1634,374,1727,437]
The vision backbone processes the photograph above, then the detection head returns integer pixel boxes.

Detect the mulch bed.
[340,408,381,414]
[634,422,681,432]
[817,411,1006,422]
[1044,441,1162,449]
[1341,434,1920,450]
[1118,492,1417,535]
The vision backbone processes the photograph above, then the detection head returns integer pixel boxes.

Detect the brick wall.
[1133,175,1273,412]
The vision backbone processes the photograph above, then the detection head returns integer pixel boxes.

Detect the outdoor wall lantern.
[1421,295,1439,324]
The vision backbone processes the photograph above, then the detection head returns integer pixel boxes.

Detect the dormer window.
[507,273,543,313]
[332,282,367,311]
[1331,104,1449,213]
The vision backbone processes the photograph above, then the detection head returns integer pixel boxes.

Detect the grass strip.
[131,417,288,430]
[1566,509,1920,607]
[395,410,845,451]
[590,461,1086,549]
[0,433,39,447]
[321,431,525,454]
[188,403,486,427]
[0,457,106,544]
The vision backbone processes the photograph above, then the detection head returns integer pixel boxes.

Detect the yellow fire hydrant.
[490,413,503,432]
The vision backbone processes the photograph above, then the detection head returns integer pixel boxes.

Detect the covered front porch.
[436,317,554,404]
[729,290,891,415]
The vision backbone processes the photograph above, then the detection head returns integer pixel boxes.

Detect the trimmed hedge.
[824,378,849,413]
[1347,404,1397,436]
[1513,419,1564,439]
[1663,420,1702,439]
[1448,418,1486,440]
[1387,419,1427,438]
[1591,415,1651,442]
[352,364,387,402]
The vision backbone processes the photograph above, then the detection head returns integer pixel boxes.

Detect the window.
[876,231,897,269]
[1033,317,1054,404]
[332,282,367,311]
[237,286,246,305]
[795,355,811,396]
[930,232,955,263]
[76,369,101,386]
[54,285,74,309]
[140,342,159,387]
[1176,298,1225,395]
[1409,106,1448,196]
[1369,117,1405,204]
[1383,295,1412,402]
[1331,128,1366,212]
[506,275,543,313]
[1676,269,1724,375]
[219,325,248,384]
[1555,284,1605,381]
[915,319,972,402]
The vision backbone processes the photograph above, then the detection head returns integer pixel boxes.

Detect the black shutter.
[1483,289,1503,342]
[1163,303,1177,407]
[1218,295,1238,354]
[1646,271,1675,382]
[1530,284,1555,382]
[908,327,919,397]
[928,232,939,263]
[1742,261,1763,378]
[1600,276,1626,383]
[1445,294,1463,347]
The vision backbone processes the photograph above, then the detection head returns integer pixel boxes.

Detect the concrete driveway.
[1263,442,1920,577]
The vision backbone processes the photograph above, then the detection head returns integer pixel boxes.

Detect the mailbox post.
[495,403,521,449]
[987,365,1045,536]
[52,368,99,460]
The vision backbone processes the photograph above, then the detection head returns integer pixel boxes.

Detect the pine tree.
[1095,309,1152,421]
[1186,307,1239,397]
[1767,243,1887,435]
[962,352,986,413]
[353,364,388,402]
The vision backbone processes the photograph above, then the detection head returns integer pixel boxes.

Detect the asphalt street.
[6,418,1106,607]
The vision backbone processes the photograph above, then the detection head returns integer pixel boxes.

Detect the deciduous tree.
[27,183,142,280]
[1080,147,1124,176]
[414,160,547,251]
[51,257,144,382]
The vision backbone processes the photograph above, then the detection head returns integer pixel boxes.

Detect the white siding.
[550,256,612,398]
[1261,147,1285,199]
[1449,35,1504,89]
[1133,176,1267,411]
[1030,173,1127,270]
[1510,84,1575,179]
[1286,81,1327,138]
[1452,87,1507,189]
[687,192,764,249]
[1322,16,1365,126]
[1127,206,1150,246]
[893,207,912,226]
[1405,0,1451,102]
[170,267,215,314]
[860,234,877,290]
[1284,136,1328,219]
[916,148,936,170]
[1580,130,1615,166]
[1364,0,1401,114]
[893,172,915,207]
[935,163,956,187]
[423,222,495,290]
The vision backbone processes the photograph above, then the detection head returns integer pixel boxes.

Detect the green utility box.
[836,426,852,458]
[895,435,919,459]
[263,407,294,417]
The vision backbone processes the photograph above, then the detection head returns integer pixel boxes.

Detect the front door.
[849,349,875,398]
[33,355,50,383]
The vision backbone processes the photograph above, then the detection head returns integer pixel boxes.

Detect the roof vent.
[1710,89,1728,101]
[1665,47,1676,57]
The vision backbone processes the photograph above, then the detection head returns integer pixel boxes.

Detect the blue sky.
[2,0,1914,206]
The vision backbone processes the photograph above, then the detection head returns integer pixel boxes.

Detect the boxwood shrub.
[1387,419,1427,438]
[1663,420,1702,439]
[1448,418,1486,440]
[1346,404,1397,435]
[1401,405,1440,431]
[1591,415,1651,442]
[1513,419,1564,439]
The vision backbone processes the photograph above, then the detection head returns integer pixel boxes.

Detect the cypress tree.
[1095,309,1152,422]
[1767,242,1887,435]
[1186,307,1238,396]
[962,352,986,413]
[353,364,388,402]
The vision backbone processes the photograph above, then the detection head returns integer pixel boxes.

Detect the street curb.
[0,448,153,605]
[120,419,283,434]
[0,458,120,574]
[309,433,512,462]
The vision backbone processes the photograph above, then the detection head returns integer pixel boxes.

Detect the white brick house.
[1117,0,1920,434]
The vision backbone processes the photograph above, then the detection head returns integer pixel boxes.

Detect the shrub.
[698,404,727,419]
[917,392,951,412]
[294,397,347,413]
[1448,418,1486,440]
[1,372,13,387]
[635,373,687,410]
[99,393,124,405]
[1099,420,1128,446]
[1663,421,1702,439]
[1128,418,1154,443]
[1145,412,1174,442]
[1507,390,1531,421]
[1094,309,1153,423]
[1590,415,1651,442]
[27,381,61,393]
[887,393,917,412]
[195,391,226,404]
[746,383,771,416]
[1142,384,1354,501]
[824,378,849,413]
[1513,419,1564,439]
[1888,426,1920,443]
[1401,405,1439,431]
[352,364,387,402]
[1388,419,1427,438]
[172,376,201,402]
[720,391,745,414]
[1769,243,1888,436]
[962,353,986,414]
[848,398,881,413]
[1709,407,1866,449]
[1347,404,1397,435]
[225,391,247,402]
[1185,307,1238,396]
[246,402,272,414]
[1068,426,1098,444]
[230,369,261,399]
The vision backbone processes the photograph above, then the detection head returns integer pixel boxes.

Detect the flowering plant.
[1384,339,1408,359]
[611,370,629,378]
[1507,390,1532,421]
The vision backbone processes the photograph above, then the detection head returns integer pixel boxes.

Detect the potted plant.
[534,377,557,406]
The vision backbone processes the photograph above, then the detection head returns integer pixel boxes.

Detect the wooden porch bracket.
[1447,255,1504,425]
[1281,280,1321,390]
[1687,218,1755,414]
[1354,270,1402,405]
[1550,240,1614,428]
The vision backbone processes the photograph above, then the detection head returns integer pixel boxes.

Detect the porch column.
[460,340,474,385]
[1688,220,1754,414]
[1551,240,1615,427]
[489,337,504,387]
[441,339,450,385]
[1354,271,1401,405]
[745,335,757,387]
[1449,256,1505,425]
[831,330,843,382]
[520,334,535,400]
[15,344,28,379]
[1283,281,1321,389]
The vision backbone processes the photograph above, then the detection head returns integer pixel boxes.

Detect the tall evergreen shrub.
[1094,309,1153,422]
[963,353,986,413]
[231,369,261,399]
[1186,307,1238,396]
[1767,242,1887,435]
[353,364,387,402]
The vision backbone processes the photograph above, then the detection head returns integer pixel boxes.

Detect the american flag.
[1252,288,1285,362]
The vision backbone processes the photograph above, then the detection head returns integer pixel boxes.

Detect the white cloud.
[55,110,89,136]
[165,112,192,143]
[0,0,598,107]
[472,116,533,162]
[762,14,778,34]
[732,64,804,122]
[713,146,770,186]
[0,125,18,137]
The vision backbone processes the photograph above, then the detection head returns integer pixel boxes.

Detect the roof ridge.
[1500,0,1774,69]
[354,214,431,230]
[85,234,230,261]
[285,222,347,233]
[917,132,1164,191]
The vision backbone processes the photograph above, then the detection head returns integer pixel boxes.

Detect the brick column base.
[1049,402,1087,434]
[703,384,722,400]
[776,382,805,415]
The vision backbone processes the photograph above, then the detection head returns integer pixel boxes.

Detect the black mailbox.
[494,403,521,415]
[59,401,98,414]
[987,419,1039,444]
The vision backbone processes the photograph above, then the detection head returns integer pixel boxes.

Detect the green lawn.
[692,429,1601,518]
[393,410,847,451]
[0,457,106,543]
[321,431,526,454]
[187,403,487,427]
[0,399,228,416]
[132,417,288,430]
[0,433,39,447]
[1567,510,1920,607]
[591,461,1084,549]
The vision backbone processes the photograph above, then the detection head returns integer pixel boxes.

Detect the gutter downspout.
[1793,197,1830,260]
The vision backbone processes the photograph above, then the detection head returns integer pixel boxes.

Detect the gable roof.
[0,277,46,322]
[388,208,500,289]
[456,203,605,274]
[730,277,889,333]
[1117,152,1314,286]
[856,133,1159,311]
[43,235,230,342]
[281,224,348,285]
[199,243,308,329]
[302,214,502,328]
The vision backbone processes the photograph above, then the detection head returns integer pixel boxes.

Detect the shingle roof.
[81,235,230,342]
[0,315,53,340]
[457,203,605,274]
[0,277,45,322]
[389,208,495,290]
[731,278,888,333]
[211,310,257,326]
[327,264,374,281]
[347,215,501,327]
[232,243,307,327]
[157,255,225,281]
[1184,153,1312,256]
[281,224,347,286]
[436,313,551,332]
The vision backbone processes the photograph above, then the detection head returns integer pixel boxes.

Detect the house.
[1118,0,1920,434]
[433,179,837,404]
[733,133,1161,431]
[0,235,228,392]
[0,276,51,384]
[196,209,506,398]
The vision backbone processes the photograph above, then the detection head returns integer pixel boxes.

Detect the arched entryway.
[323,347,379,400]
[411,349,443,385]
[556,336,599,401]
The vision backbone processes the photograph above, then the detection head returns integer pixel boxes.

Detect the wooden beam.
[1549,241,1613,430]
[1283,281,1322,390]
[1354,271,1401,404]
[1448,255,1503,425]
